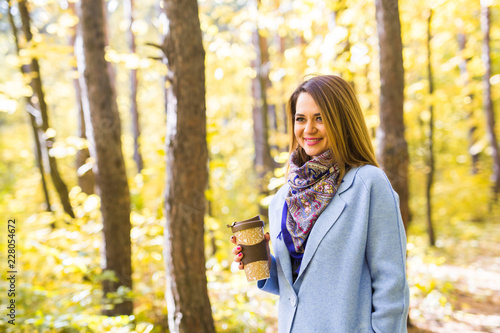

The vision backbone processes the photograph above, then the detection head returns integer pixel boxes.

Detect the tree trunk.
[77,0,133,315]
[425,10,436,247]
[124,0,144,173]
[274,0,287,140]
[374,0,410,229]
[7,0,52,212]
[481,3,500,203]
[101,0,117,93]
[252,0,276,218]
[161,0,215,330]
[457,30,479,175]
[18,0,75,218]
[69,2,95,195]
[75,78,96,195]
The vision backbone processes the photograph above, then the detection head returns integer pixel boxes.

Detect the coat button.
[289,296,296,307]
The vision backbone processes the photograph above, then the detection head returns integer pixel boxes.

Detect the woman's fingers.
[231,245,242,255]
[234,252,243,262]
[265,232,271,269]
[230,236,244,269]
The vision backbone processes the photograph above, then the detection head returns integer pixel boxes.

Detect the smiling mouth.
[304,138,322,146]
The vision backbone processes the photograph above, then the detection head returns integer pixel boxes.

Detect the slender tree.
[124,0,144,173]
[374,0,410,228]
[69,2,95,195]
[252,0,276,218]
[480,2,500,203]
[425,9,436,246]
[77,0,133,315]
[17,0,75,218]
[161,0,215,330]
[6,0,52,212]
[272,0,288,142]
[457,25,479,175]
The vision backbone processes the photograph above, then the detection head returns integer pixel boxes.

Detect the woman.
[231,75,409,332]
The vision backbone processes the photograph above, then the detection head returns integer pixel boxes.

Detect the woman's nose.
[305,121,316,133]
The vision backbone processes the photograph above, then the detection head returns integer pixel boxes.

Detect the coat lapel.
[276,231,294,286]
[270,184,294,287]
[295,166,360,282]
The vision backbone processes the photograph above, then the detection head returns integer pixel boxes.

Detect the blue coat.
[258,165,410,332]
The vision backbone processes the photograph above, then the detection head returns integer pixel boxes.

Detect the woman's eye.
[295,117,305,122]
[316,116,322,122]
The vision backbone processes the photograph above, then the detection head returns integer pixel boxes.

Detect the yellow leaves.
[83,195,101,214]
[206,24,219,36]
[490,74,500,85]
[104,48,154,70]
[5,54,23,68]
[19,38,73,61]
[206,216,220,230]
[214,67,224,80]
[44,127,56,139]
[267,176,285,191]
[131,19,149,36]
[46,12,79,35]
[60,12,79,28]
[48,135,93,159]
[0,95,18,114]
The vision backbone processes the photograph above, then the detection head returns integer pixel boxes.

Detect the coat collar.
[271,166,361,288]
[338,165,360,194]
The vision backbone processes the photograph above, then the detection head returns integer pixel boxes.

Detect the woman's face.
[294,92,329,158]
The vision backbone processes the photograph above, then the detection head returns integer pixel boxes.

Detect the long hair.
[287,75,379,181]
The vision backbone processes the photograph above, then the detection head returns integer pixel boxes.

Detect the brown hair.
[287,75,379,181]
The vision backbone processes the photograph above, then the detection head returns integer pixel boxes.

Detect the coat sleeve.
[257,254,279,295]
[361,169,410,333]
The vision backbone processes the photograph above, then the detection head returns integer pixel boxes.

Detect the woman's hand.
[231,233,271,270]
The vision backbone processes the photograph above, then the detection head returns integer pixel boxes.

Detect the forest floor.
[407,222,500,333]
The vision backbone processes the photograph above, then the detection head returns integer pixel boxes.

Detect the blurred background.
[0,0,499,332]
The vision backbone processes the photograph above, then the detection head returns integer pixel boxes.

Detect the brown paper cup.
[228,216,270,282]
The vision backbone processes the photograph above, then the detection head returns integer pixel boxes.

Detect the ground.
[407,222,500,333]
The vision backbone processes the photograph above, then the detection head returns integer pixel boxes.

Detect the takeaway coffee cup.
[228,216,270,282]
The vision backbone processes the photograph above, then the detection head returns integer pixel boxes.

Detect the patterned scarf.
[285,149,340,253]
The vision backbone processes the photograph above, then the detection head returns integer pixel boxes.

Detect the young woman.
[231,75,409,332]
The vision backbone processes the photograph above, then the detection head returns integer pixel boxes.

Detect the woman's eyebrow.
[295,113,321,117]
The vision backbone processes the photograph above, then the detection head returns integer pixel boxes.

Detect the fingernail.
[238,253,242,257]
[237,246,241,251]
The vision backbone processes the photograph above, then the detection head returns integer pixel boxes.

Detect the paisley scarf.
[285,149,340,253]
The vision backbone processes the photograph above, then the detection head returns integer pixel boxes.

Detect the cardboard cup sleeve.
[228,216,270,282]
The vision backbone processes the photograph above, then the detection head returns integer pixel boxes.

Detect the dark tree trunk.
[18,0,75,218]
[425,10,436,247]
[78,0,133,315]
[6,0,52,212]
[481,4,500,203]
[69,2,95,195]
[161,0,215,330]
[124,0,144,173]
[374,0,410,229]
[29,110,52,211]
[458,31,479,175]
